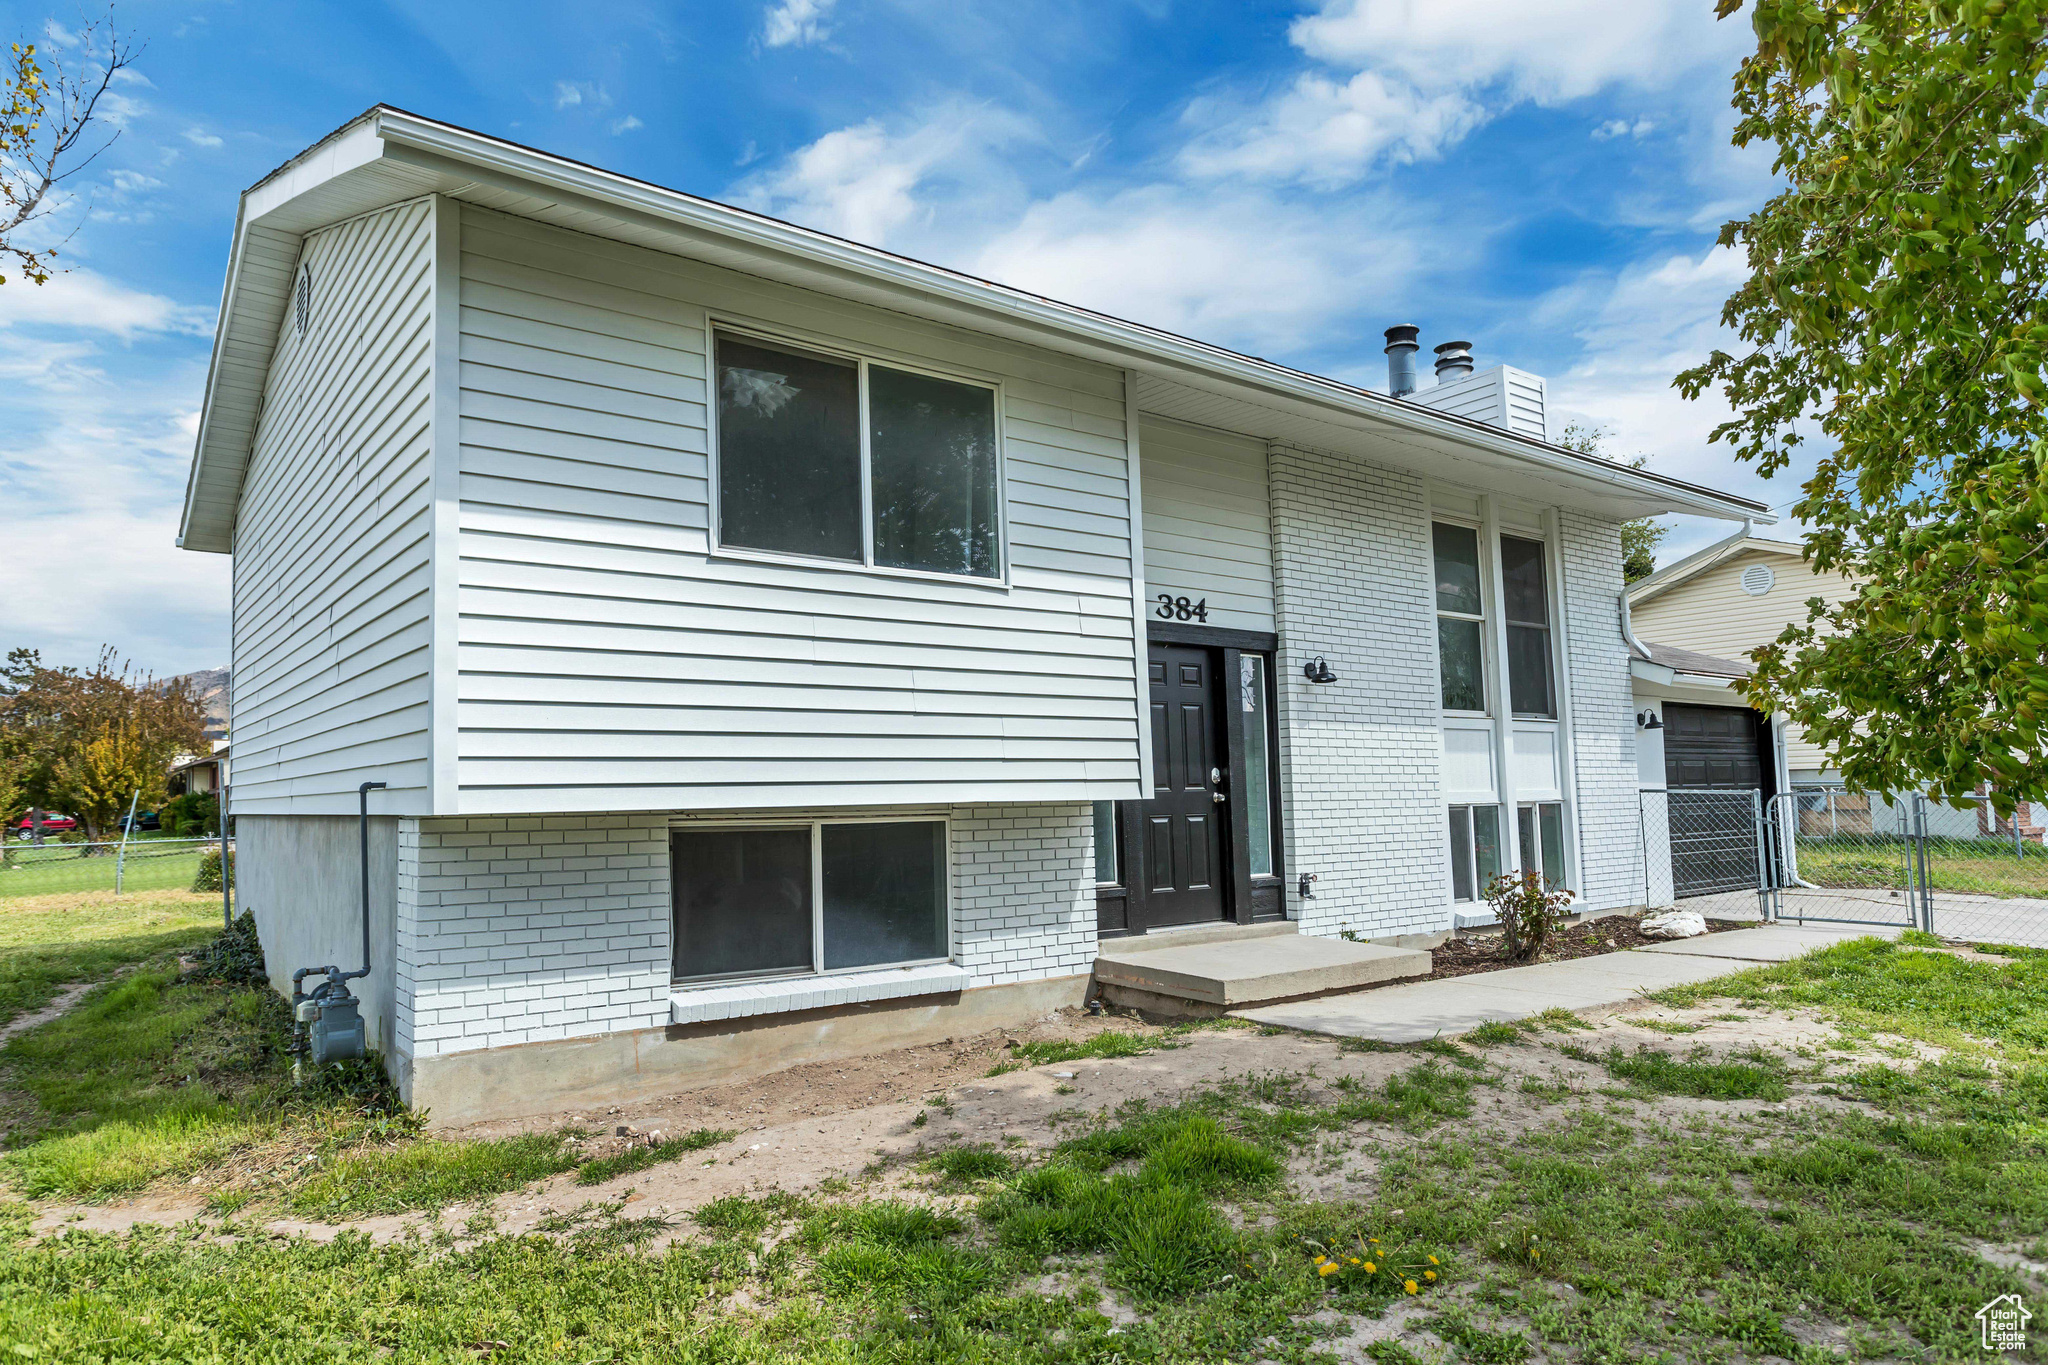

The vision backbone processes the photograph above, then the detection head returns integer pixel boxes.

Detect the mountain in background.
[170,667,230,740]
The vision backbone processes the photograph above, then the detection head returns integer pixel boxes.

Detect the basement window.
[670,818,950,983]
[712,327,1003,581]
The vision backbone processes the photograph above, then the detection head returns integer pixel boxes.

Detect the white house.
[177,108,1767,1123]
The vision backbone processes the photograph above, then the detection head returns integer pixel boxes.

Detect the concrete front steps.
[1093,921,1432,1017]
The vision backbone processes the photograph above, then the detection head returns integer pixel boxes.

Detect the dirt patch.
[0,981,92,1046]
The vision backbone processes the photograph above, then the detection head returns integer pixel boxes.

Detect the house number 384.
[1156,594,1210,622]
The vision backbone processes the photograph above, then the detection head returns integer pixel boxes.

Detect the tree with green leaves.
[1557,422,1669,583]
[1679,0,2048,812]
[0,648,206,841]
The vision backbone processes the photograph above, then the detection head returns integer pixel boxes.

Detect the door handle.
[1211,791,1227,804]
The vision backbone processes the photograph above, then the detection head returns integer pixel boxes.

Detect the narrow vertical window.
[1433,523,1486,713]
[1500,535,1556,718]
[1092,801,1119,885]
[715,334,863,561]
[1517,801,1568,890]
[1241,655,1274,877]
[1448,804,1502,901]
[869,364,1000,578]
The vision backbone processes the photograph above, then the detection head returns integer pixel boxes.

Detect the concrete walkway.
[1234,923,1895,1043]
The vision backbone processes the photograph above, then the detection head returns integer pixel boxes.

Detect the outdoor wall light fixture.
[1637,710,1665,731]
[1297,872,1319,900]
[1303,656,1339,684]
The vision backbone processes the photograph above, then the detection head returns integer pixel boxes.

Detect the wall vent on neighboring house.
[1741,563,1775,596]
[294,265,313,337]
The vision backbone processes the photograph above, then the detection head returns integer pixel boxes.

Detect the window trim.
[1499,533,1557,721]
[1431,516,1492,719]
[704,315,1012,590]
[667,812,956,986]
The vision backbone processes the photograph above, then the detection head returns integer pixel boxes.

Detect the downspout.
[1618,587,1652,659]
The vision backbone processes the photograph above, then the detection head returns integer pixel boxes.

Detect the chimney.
[1384,324,1421,398]
[1433,340,1474,384]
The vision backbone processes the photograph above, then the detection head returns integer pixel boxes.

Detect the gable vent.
[1740,563,1774,597]
[294,264,313,337]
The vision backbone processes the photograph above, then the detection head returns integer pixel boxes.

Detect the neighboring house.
[175,108,1766,1123]
[1625,531,1856,787]
[167,739,231,799]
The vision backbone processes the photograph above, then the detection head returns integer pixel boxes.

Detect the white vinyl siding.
[451,204,1142,813]
[1407,365,1549,442]
[1629,550,1860,775]
[1138,417,1274,632]
[230,198,437,814]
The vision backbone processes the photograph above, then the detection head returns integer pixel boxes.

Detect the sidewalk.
[1233,923,1895,1043]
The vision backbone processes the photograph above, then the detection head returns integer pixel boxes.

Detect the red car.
[12,814,78,836]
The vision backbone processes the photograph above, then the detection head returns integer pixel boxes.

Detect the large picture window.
[1500,535,1556,719]
[671,819,949,982]
[1433,523,1487,714]
[714,329,1002,580]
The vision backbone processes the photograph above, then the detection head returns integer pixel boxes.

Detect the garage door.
[1663,704,1764,896]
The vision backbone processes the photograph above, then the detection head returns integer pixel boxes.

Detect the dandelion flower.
[1404,1279,1419,1294]
[1348,1258,1361,1265]
[1428,1255,1439,1265]
[1363,1262,1376,1273]
[1319,1263,1340,1278]
[1425,1270,1438,1281]
[1313,1255,1326,1265]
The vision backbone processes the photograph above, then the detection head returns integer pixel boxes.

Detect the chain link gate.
[1639,788,1771,922]
[1762,789,1927,930]
[1914,793,2048,949]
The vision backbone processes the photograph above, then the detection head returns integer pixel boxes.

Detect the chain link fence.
[0,836,230,899]
[1639,788,1768,922]
[1918,793,2048,950]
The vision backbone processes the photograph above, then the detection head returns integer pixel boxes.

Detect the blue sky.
[0,0,1790,678]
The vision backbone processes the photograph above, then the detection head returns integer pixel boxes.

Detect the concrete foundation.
[406,972,1092,1128]
[236,814,400,1053]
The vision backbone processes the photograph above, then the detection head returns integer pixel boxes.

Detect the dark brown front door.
[1139,644,1228,927]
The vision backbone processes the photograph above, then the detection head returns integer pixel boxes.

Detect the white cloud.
[1178,70,1481,186]
[1592,117,1655,141]
[182,127,222,149]
[42,19,80,46]
[762,0,835,49]
[735,103,1040,247]
[553,80,612,112]
[1291,0,1741,104]
[973,184,1428,354]
[610,115,644,135]
[553,80,584,108]
[107,169,164,194]
[0,269,212,340]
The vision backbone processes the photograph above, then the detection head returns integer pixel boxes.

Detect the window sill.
[669,962,970,1026]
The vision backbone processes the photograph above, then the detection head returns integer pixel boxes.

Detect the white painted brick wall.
[393,802,1094,1061]
[1558,511,1645,911]
[1268,442,1452,940]
[950,803,1096,987]
[395,814,672,1060]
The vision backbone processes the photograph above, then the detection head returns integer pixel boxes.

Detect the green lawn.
[1,915,2044,1363]
[1795,834,2048,898]
[0,837,220,900]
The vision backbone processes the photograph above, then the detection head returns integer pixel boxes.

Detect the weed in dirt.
[922,1145,1013,1183]
[695,1189,811,1238]
[1897,929,1943,948]
[1363,1343,1427,1365]
[1636,1019,1703,1035]
[1464,1020,1533,1047]
[202,1189,252,1216]
[536,1199,679,1253]
[983,1060,1024,1078]
[1414,1038,1484,1071]
[1567,1044,1790,1102]
[575,1127,735,1185]
[1005,1031,1167,1067]
[1428,1309,1531,1364]
[1532,1007,1592,1033]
